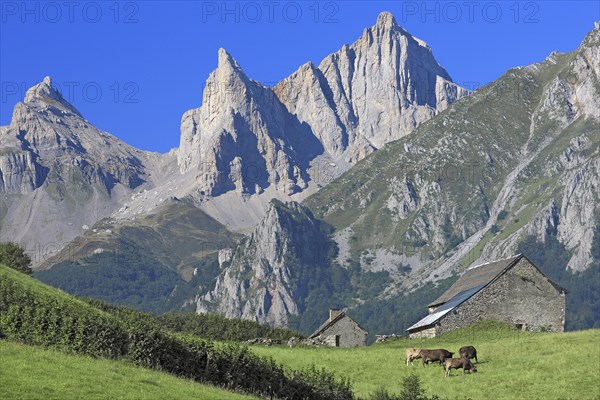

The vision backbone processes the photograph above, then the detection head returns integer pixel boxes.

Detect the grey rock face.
[177,49,314,197]
[4,78,149,193]
[0,129,46,194]
[196,200,332,326]
[274,12,468,163]
[178,12,467,200]
[0,77,162,265]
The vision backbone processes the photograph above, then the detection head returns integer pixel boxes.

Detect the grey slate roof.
[309,312,368,338]
[407,254,567,333]
[310,313,345,338]
[407,285,484,332]
[428,255,523,307]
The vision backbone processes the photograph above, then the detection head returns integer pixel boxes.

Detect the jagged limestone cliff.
[196,200,333,326]
[197,24,598,328]
[3,12,467,252]
[274,12,468,163]
[177,49,313,197]
[176,12,467,203]
[306,24,600,284]
[0,77,166,264]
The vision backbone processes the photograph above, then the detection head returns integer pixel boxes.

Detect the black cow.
[420,349,454,366]
[444,357,478,377]
[459,346,478,363]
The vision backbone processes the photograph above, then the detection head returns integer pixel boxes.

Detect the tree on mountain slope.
[0,242,32,275]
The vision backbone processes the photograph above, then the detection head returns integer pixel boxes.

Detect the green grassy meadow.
[0,340,257,400]
[251,321,600,400]
[2,264,599,400]
[0,265,351,400]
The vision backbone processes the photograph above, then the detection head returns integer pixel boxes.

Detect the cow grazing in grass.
[459,346,478,363]
[405,348,422,366]
[420,349,454,366]
[444,357,478,377]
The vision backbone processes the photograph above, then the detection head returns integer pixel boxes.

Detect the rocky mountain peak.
[23,76,82,116]
[358,11,434,61]
[196,199,332,326]
[178,47,311,197]
[200,48,257,111]
[216,48,247,79]
[176,11,467,221]
[253,199,317,241]
[274,11,467,161]
[1,72,162,265]
[373,11,401,33]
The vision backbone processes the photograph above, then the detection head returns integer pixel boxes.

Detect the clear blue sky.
[1,1,598,153]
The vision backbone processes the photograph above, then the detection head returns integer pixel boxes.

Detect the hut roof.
[309,312,368,338]
[407,254,567,333]
[428,255,522,308]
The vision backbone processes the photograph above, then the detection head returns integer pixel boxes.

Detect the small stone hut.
[407,254,567,338]
[309,309,368,347]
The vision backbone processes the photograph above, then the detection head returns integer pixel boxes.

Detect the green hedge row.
[82,298,352,399]
[179,334,353,399]
[0,267,353,400]
[157,311,302,341]
[81,299,301,342]
[0,278,128,358]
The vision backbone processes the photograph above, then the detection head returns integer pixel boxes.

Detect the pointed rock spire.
[215,48,248,81]
[179,46,311,197]
[218,48,238,68]
[369,11,406,39]
[375,11,398,30]
[196,199,330,326]
[274,11,466,160]
[217,48,234,68]
[23,76,82,116]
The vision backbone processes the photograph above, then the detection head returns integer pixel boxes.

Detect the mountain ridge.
[195,22,599,329]
[1,13,597,335]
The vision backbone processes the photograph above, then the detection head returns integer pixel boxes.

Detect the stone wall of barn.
[436,258,565,335]
[408,326,436,339]
[316,316,367,347]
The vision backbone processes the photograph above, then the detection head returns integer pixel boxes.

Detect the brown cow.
[444,357,478,377]
[405,348,422,366]
[420,349,454,366]
[459,346,478,363]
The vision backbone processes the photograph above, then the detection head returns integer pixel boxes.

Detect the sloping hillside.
[0,265,353,400]
[0,340,258,400]
[34,198,241,313]
[304,25,599,294]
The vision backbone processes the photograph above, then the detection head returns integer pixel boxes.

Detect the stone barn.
[309,309,368,347]
[407,254,567,338]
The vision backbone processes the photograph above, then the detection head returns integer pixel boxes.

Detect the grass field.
[2,265,598,399]
[1,265,351,400]
[251,321,600,400]
[0,340,257,400]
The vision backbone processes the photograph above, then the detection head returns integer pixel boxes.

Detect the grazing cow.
[405,348,422,366]
[444,357,478,377]
[420,349,454,366]
[459,346,478,363]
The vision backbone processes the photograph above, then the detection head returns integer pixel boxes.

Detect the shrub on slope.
[0,265,352,400]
